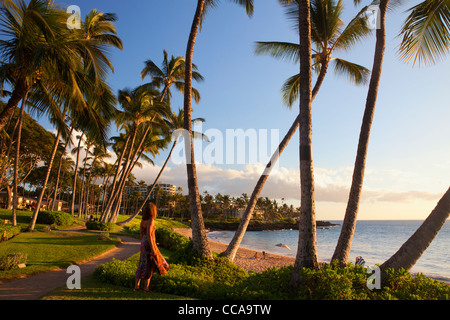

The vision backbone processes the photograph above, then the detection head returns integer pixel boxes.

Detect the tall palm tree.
[332,0,390,265]
[184,0,254,258]
[0,1,117,132]
[379,1,450,275]
[223,0,371,262]
[288,0,319,286]
[100,87,168,222]
[141,50,204,104]
[118,108,209,226]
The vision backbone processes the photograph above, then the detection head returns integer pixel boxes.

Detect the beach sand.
[172,228,295,273]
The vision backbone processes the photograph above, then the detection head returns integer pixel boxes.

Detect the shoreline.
[172,228,296,273]
[172,228,450,285]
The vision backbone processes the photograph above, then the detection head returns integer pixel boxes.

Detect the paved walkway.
[0,231,140,300]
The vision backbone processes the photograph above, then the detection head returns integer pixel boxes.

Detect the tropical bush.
[86,221,115,231]
[36,211,74,226]
[0,221,21,242]
[94,227,450,300]
[0,252,27,271]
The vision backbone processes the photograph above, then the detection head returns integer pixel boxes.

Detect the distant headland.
[204,220,339,232]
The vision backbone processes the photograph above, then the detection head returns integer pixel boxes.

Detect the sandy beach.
[173,228,295,273]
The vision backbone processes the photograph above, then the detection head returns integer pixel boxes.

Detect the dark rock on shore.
[205,221,339,232]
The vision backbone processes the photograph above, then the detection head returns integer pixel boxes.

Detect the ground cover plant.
[93,227,450,300]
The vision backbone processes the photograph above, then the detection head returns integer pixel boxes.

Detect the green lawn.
[41,274,191,300]
[0,231,120,282]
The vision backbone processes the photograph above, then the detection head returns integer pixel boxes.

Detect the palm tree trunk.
[12,93,28,226]
[332,0,389,265]
[28,108,67,231]
[223,61,330,262]
[71,132,84,216]
[381,187,450,275]
[102,128,137,221]
[51,126,74,211]
[100,135,130,222]
[291,0,319,287]
[184,0,212,259]
[117,140,178,226]
[0,80,29,132]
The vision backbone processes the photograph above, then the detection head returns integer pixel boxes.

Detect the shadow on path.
[0,228,140,301]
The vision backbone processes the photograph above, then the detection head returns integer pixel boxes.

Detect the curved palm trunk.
[381,187,450,274]
[51,126,74,211]
[184,0,212,259]
[100,135,130,222]
[118,140,178,226]
[331,0,389,265]
[223,61,330,262]
[28,108,67,231]
[12,94,28,226]
[291,0,319,287]
[71,132,84,216]
[0,80,30,132]
[102,128,137,221]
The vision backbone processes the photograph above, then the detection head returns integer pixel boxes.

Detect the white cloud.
[130,162,443,206]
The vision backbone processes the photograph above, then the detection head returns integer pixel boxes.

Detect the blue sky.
[41,0,449,220]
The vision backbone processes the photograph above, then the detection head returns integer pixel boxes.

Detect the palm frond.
[399,0,450,66]
[254,41,300,63]
[332,58,371,85]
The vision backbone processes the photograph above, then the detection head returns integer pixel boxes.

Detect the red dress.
[135,223,170,279]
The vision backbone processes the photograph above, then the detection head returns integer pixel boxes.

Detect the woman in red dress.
[134,203,170,292]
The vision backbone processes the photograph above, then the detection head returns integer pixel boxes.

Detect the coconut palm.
[141,50,204,104]
[223,0,371,262]
[380,187,450,278]
[184,0,254,259]
[118,108,209,226]
[380,0,450,276]
[100,87,168,222]
[399,0,450,66]
[0,1,118,132]
[332,0,391,265]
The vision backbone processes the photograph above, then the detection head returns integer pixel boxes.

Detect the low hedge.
[86,221,115,231]
[94,227,450,300]
[0,252,27,271]
[0,221,21,242]
[36,211,74,226]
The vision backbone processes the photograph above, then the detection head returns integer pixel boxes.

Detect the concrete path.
[0,233,140,300]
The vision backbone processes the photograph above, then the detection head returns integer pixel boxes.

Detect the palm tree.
[118,108,209,226]
[398,0,450,66]
[380,187,450,278]
[100,87,168,222]
[379,1,450,275]
[332,0,390,265]
[183,0,254,258]
[141,50,204,104]
[223,0,371,262]
[0,1,118,132]
[288,0,319,286]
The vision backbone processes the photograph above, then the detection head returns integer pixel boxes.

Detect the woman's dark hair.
[142,203,157,221]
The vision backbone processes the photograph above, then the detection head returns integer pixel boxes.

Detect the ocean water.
[207,220,450,281]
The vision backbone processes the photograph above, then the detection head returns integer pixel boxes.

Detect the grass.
[0,208,191,300]
[41,274,191,300]
[0,231,120,282]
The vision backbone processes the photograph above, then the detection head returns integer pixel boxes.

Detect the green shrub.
[155,226,190,252]
[94,227,450,300]
[36,211,74,226]
[0,221,21,241]
[0,252,27,270]
[86,221,114,231]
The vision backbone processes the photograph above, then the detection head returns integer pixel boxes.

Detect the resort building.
[148,183,177,199]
